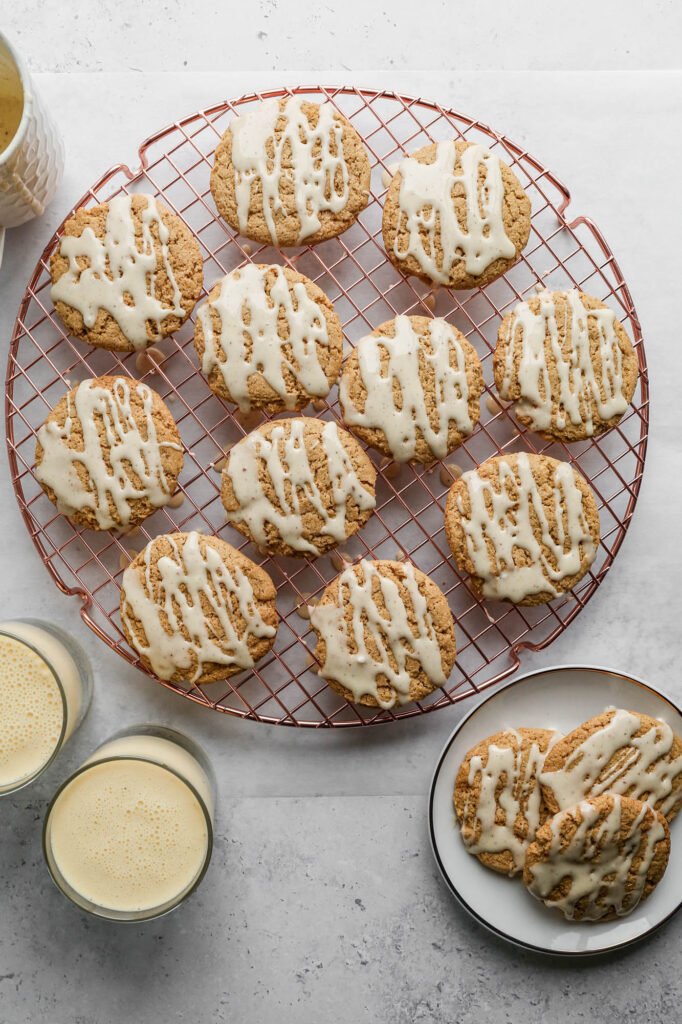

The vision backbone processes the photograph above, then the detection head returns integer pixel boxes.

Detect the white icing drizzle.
[309,560,447,708]
[224,419,375,556]
[456,454,595,603]
[526,796,667,920]
[230,97,350,245]
[339,316,474,462]
[35,377,181,530]
[51,194,185,350]
[121,531,276,682]
[461,729,560,874]
[393,142,516,284]
[540,708,682,817]
[500,289,629,437]
[197,264,331,411]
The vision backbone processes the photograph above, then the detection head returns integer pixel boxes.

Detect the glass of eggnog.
[43,724,215,922]
[0,619,93,795]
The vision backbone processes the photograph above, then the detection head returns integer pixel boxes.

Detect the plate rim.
[427,662,682,957]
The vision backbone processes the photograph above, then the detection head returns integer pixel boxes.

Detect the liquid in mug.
[0,44,23,153]
[44,730,214,919]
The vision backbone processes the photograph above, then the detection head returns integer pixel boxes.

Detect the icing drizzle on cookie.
[197,264,331,411]
[224,419,375,555]
[456,454,596,602]
[339,315,475,462]
[500,290,630,437]
[461,729,560,874]
[121,531,276,682]
[526,796,667,920]
[393,142,516,284]
[309,560,447,708]
[230,97,350,245]
[540,708,682,817]
[51,195,185,350]
[36,377,181,529]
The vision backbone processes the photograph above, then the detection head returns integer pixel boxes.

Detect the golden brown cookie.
[523,794,670,921]
[34,375,183,531]
[194,263,343,413]
[339,314,484,464]
[309,558,456,709]
[494,289,638,442]
[444,452,600,606]
[221,417,376,558]
[454,727,561,877]
[540,708,682,823]
[382,140,531,289]
[120,531,278,685]
[211,97,370,247]
[50,194,203,351]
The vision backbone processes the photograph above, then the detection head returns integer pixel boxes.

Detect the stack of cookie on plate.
[35,93,638,708]
[454,708,682,921]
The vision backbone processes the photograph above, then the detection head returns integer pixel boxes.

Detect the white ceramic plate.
[429,665,682,956]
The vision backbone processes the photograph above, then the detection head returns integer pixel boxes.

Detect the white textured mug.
[0,32,64,266]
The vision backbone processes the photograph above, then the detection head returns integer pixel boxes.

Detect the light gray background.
[2,3,682,1021]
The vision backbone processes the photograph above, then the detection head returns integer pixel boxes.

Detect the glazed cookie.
[494,289,638,442]
[35,375,183,531]
[309,559,456,709]
[194,263,343,413]
[211,97,371,247]
[120,531,278,684]
[221,417,376,558]
[339,315,484,464]
[454,727,561,877]
[50,194,203,351]
[540,708,682,823]
[444,452,599,606]
[382,140,531,289]
[523,794,670,921]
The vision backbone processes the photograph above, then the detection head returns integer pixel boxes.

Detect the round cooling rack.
[6,86,649,727]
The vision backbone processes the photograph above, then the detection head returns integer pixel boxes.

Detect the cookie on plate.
[309,559,456,709]
[120,531,278,684]
[35,375,183,531]
[50,194,203,351]
[221,417,376,558]
[523,794,670,921]
[339,315,484,464]
[494,289,638,442]
[444,452,600,605]
[454,727,561,876]
[211,97,370,247]
[382,140,531,289]
[540,708,682,822]
[194,263,343,413]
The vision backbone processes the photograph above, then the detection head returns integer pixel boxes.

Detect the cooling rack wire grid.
[6,86,649,727]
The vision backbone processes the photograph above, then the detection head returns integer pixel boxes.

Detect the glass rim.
[42,751,214,923]
[0,626,69,796]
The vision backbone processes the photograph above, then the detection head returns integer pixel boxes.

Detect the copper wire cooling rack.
[6,86,649,727]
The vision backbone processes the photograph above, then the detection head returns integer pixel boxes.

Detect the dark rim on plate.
[428,664,682,957]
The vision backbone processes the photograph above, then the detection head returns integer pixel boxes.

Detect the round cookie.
[50,193,203,351]
[221,417,376,558]
[211,97,371,247]
[454,727,561,877]
[194,263,343,413]
[339,315,484,464]
[540,708,682,823]
[382,140,531,289]
[309,558,456,709]
[35,375,183,531]
[120,531,278,685]
[494,289,638,442]
[444,452,600,606]
[523,794,670,921]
